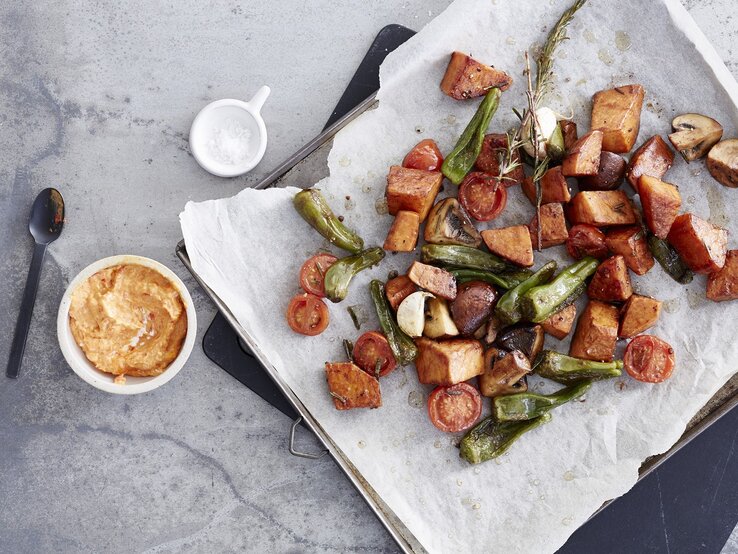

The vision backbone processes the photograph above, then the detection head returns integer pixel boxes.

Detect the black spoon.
[6,188,65,379]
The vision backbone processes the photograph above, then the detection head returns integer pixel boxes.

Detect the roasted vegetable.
[385,275,417,311]
[294,189,364,254]
[325,362,381,410]
[323,248,385,303]
[619,294,662,338]
[522,166,571,204]
[424,197,482,247]
[448,268,533,290]
[492,381,591,421]
[529,203,569,249]
[479,348,530,397]
[384,210,420,252]
[624,335,675,383]
[408,261,457,300]
[450,281,498,335]
[587,255,633,302]
[647,233,693,284]
[669,113,723,162]
[424,297,460,338]
[495,325,544,363]
[414,337,484,385]
[560,119,578,152]
[561,130,603,177]
[625,135,674,191]
[604,226,654,276]
[495,261,557,326]
[441,88,501,185]
[481,225,534,267]
[578,151,626,191]
[475,133,525,185]
[707,139,738,188]
[421,244,510,273]
[638,175,681,239]
[534,350,623,384]
[666,213,728,274]
[569,300,619,362]
[520,257,598,323]
[396,291,434,337]
[459,413,552,464]
[590,84,645,153]
[566,224,609,260]
[386,165,443,222]
[707,250,738,302]
[402,138,444,171]
[370,279,418,365]
[440,52,512,100]
[540,304,577,340]
[568,190,637,227]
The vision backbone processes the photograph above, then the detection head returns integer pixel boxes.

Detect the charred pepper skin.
[520,257,598,323]
[323,248,385,303]
[459,413,552,464]
[421,244,512,273]
[442,88,502,185]
[369,280,418,366]
[492,381,591,421]
[293,189,364,254]
[448,268,533,290]
[534,350,623,384]
[647,232,694,284]
[495,261,557,326]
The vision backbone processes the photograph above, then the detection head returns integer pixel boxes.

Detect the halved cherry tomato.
[353,331,397,377]
[458,172,508,222]
[402,139,444,172]
[428,383,482,433]
[286,293,330,336]
[624,335,675,383]
[299,253,338,297]
[566,224,609,260]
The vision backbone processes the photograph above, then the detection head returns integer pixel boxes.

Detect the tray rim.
[176,90,738,551]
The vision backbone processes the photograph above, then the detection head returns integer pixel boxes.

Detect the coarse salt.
[207,118,253,165]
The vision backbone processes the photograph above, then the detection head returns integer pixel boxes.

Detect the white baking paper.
[180,0,738,551]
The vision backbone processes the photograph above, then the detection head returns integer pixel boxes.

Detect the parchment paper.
[180,0,738,551]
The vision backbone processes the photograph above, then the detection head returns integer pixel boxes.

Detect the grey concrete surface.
[0,1,735,553]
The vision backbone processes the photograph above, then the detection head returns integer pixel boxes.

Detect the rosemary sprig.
[330,391,348,404]
[343,338,354,361]
[495,129,525,186]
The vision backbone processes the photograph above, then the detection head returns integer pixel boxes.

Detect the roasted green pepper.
[520,257,598,323]
[534,350,623,384]
[421,244,511,273]
[492,381,591,421]
[324,248,385,303]
[293,189,364,254]
[369,279,418,365]
[448,268,533,290]
[647,232,693,284]
[460,413,552,464]
[495,261,557,326]
[441,88,501,185]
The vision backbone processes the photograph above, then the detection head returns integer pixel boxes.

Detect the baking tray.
[176,89,738,554]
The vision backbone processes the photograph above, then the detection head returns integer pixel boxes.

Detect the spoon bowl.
[29,188,65,244]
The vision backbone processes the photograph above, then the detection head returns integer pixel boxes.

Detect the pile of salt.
[207,118,253,165]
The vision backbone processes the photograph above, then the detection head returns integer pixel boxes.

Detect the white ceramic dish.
[189,86,270,177]
[57,255,197,395]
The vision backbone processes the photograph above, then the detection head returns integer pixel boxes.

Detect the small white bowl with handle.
[189,86,271,178]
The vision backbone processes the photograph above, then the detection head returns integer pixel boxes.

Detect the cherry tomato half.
[299,253,338,297]
[428,383,482,433]
[353,331,397,377]
[566,224,609,260]
[458,172,508,222]
[402,139,444,172]
[624,335,676,383]
[286,293,330,336]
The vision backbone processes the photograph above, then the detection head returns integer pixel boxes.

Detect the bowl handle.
[246,85,271,114]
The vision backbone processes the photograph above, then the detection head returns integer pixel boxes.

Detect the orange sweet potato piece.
[385,275,417,311]
[569,300,619,362]
[383,210,420,252]
[707,250,738,302]
[414,337,484,385]
[568,190,636,227]
[325,362,381,410]
[481,225,534,267]
[408,261,457,300]
[475,133,525,185]
[541,304,577,340]
[440,52,513,100]
[590,84,646,153]
[619,294,662,338]
[625,135,674,191]
[667,213,728,275]
[605,226,654,276]
[529,203,569,249]
[386,166,443,222]
[638,175,681,239]
[522,166,571,204]
[561,130,603,177]
[587,255,633,302]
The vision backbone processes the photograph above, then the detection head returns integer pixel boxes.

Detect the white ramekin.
[57,255,197,395]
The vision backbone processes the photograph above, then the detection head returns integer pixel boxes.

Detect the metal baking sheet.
[176,93,738,553]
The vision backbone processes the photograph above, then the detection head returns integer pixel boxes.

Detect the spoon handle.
[6,242,47,379]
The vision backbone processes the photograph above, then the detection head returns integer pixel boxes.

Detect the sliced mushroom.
[669,113,723,162]
[707,139,738,188]
[424,197,482,247]
[495,324,544,363]
[483,315,503,346]
[396,291,434,337]
[478,348,531,398]
[423,297,459,339]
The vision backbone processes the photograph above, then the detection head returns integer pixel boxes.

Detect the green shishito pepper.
[369,280,418,366]
[647,232,693,284]
[534,350,623,384]
[460,413,552,465]
[495,261,557,326]
[421,244,511,273]
[441,88,502,185]
[492,381,591,422]
[448,268,533,290]
[324,248,385,303]
[293,189,364,254]
[520,256,598,323]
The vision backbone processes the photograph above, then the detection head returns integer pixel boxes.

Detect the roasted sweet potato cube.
[639,175,681,239]
[385,275,417,311]
[540,304,577,340]
[386,166,443,222]
[478,349,531,397]
[667,213,728,274]
[522,166,571,204]
[569,300,619,362]
[480,225,534,267]
[475,133,525,185]
[707,250,738,301]
[440,52,513,100]
[383,210,420,252]
[561,130,603,177]
[529,203,569,249]
[325,362,381,410]
[619,294,662,338]
[414,337,484,385]
[590,84,645,153]
[605,226,654,276]
[408,261,457,300]
[625,135,675,191]
[568,190,636,227]
[560,120,578,152]
[588,255,633,302]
